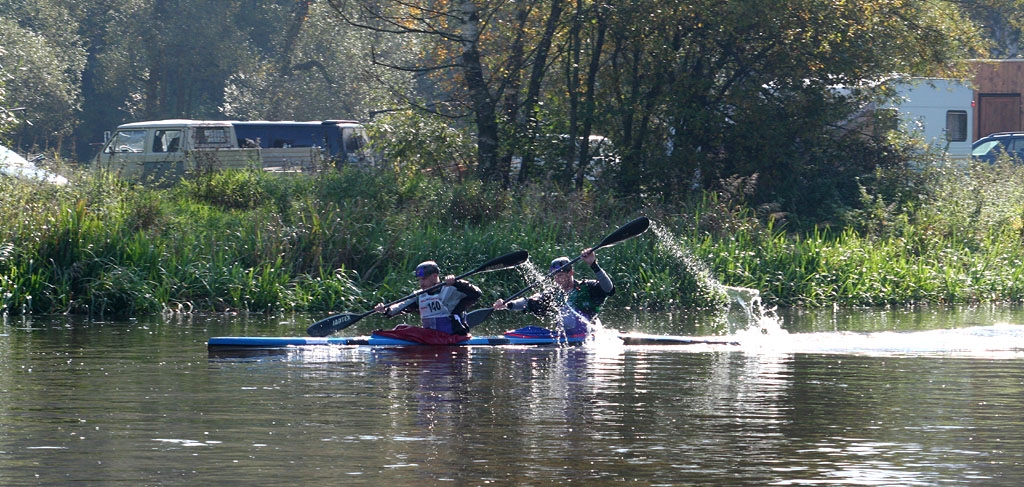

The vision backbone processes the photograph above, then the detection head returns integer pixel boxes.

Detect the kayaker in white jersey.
[372,260,483,344]
[492,248,614,337]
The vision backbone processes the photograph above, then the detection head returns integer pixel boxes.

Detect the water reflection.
[4,310,1024,485]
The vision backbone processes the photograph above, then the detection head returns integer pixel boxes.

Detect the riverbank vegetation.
[3,153,1024,319]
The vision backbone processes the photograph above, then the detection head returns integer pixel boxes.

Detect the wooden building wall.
[971,60,1024,140]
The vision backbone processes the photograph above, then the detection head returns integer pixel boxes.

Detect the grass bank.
[2,160,1024,319]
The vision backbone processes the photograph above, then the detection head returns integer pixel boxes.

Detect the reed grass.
[3,158,1024,319]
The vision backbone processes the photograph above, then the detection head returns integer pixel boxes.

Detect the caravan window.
[104,129,147,153]
[945,110,968,142]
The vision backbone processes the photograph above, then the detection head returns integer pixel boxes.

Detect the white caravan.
[879,78,975,159]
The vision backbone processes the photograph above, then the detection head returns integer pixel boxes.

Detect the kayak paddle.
[465,216,650,329]
[306,249,529,337]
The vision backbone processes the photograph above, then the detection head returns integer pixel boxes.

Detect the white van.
[92,120,261,183]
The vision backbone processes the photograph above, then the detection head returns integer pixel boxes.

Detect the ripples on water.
[261,317,1024,486]
[3,310,1024,486]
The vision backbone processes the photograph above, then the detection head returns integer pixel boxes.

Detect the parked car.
[971,132,1024,163]
[0,144,69,185]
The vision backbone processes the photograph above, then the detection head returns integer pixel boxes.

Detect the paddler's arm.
[449,277,482,314]
[494,292,550,314]
[582,247,614,293]
[493,297,526,311]
[374,296,417,318]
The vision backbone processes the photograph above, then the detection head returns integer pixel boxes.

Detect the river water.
[2,303,1024,486]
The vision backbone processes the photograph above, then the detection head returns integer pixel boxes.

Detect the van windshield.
[105,129,147,153]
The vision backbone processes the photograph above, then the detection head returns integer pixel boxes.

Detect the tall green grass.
[3,158,1024,319]
[689,161,1024,306]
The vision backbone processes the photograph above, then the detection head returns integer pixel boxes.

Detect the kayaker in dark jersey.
[373,260,482,344]
[492,248,614,337]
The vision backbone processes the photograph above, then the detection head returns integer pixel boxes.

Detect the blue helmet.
[414,261,440,277]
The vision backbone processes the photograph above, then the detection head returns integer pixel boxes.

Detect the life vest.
[417,288,461,334]
[567,282,604,317]
[558,307,593,336]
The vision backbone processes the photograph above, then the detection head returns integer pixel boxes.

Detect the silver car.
[0,144,69,185]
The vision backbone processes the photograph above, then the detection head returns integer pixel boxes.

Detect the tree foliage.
[325,0,586,184]
[84,1,254,121]
[592,0,983,212]
[323,0,986,215]
[957,0,1024,57]
[0,0,1019,224]
[0,5,86,150]
[222,1,409,120]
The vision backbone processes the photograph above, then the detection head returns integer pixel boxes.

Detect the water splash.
[649,221,783,336]
[499,259,575,338]
[724,286,786,337]
[649,221,724,299]
[746,323,1024,358]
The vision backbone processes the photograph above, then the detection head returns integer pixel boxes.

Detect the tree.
[0,10,86,151]
[590,0,983,213]
[500,0,566,185]
[956,0,1024,58]
[222,1,408,121]
[89,0,252,120]
[327,0,579,183]
[71,0,260,158]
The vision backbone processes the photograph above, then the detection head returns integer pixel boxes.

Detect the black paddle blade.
[306,311,367,337]
[596,216,650,249]
[465,308,496,329]
[474,250,529,273]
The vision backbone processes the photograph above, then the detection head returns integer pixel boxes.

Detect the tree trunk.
[575,2,607,190]
[518,0,565,184]
[458,0,501,182]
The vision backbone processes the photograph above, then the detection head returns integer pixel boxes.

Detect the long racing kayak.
[208,330,740,353]
[617,333,741,346]
[207,333,585,352]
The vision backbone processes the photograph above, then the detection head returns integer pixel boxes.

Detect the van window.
[945,110,968,142]
[230,121,373,164]
[233,123,326,149]
[104,129,147,153]
[343,127,367,153]
[194,126,233,149]
[153,129,182,153]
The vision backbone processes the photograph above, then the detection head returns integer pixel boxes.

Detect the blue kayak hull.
[208,332,740,352]
[207,334,586,351]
